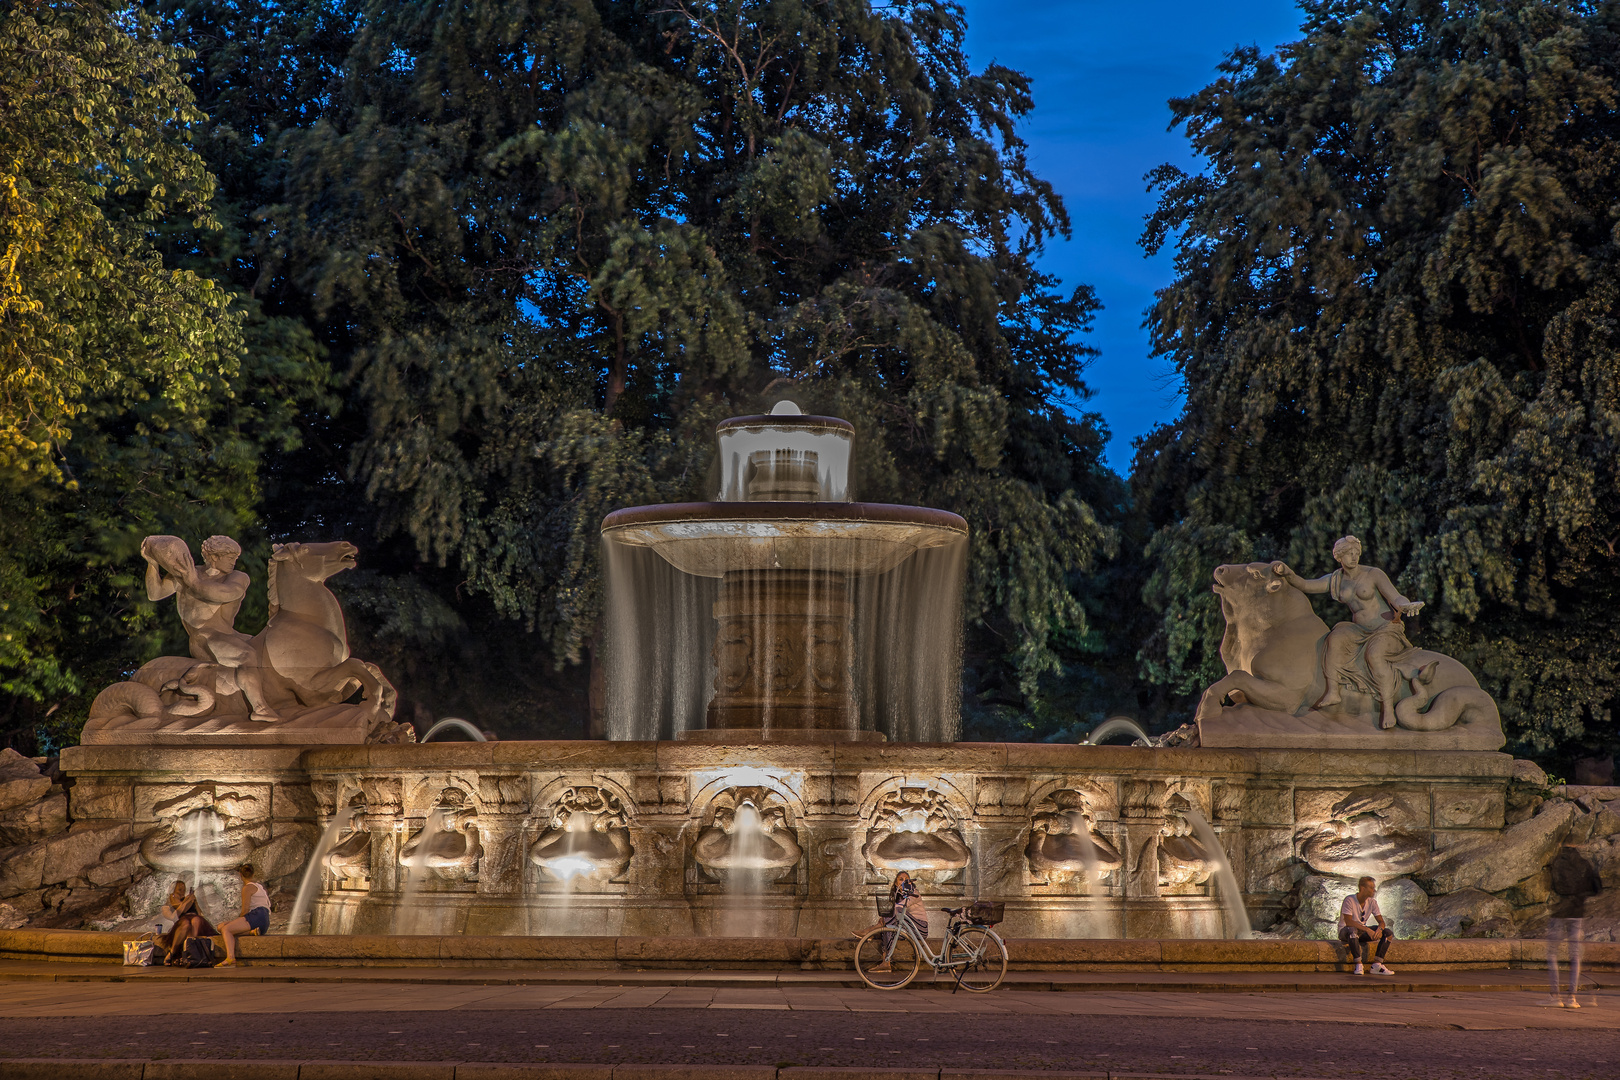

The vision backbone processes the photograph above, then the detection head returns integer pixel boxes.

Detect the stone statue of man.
[141,534,281,722]
[1271,535,1424,730]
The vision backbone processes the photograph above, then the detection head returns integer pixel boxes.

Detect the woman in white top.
[1338,875,1395,975]
[218,862,271,966]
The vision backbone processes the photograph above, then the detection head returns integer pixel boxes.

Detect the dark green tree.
[154,0,1121,737]
[1135,0,1620,762]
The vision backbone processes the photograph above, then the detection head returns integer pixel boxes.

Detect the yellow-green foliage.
[0,0,237,480]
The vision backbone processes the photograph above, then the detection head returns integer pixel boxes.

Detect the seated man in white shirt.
[1338,875,1395,975]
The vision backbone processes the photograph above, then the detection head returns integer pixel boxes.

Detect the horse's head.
[270,541,359,582]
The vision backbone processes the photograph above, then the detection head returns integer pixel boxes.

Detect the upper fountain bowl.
[715,401,855,503]
[601,501,966,578]
[604,401,966,577]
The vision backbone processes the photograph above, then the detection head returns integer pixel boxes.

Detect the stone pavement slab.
[0,972,1613,1078]
[2,958,1611,993]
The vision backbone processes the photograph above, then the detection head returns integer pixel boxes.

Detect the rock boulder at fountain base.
[1417,802,1577,894]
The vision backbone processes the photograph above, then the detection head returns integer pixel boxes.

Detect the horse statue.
[84,538,405,745]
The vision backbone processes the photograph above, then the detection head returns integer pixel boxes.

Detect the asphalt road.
[2,1005,1615,1078]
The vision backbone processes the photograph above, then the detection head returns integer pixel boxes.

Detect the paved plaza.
[0,964,1613,1079]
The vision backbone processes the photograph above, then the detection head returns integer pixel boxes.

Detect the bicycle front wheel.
[950,925,1008,992]
[854,927,920,989]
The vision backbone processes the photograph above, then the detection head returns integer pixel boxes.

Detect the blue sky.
[961,1,1306,470]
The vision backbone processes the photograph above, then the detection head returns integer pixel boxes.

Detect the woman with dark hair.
[217,863,271,967]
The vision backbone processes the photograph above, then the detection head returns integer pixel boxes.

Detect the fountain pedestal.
[701,570,857,737]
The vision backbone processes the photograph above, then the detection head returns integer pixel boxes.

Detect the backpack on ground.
[180,937,217,968]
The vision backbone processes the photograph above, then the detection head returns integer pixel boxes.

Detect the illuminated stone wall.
[41,742,1578,941]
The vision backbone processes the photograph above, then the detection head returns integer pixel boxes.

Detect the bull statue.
[1196,541,1503,750]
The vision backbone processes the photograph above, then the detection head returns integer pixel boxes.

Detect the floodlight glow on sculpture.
[1195,538,1504,750]
[83,536,407,744]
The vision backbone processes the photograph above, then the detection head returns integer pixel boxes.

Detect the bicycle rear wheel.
[855,927,920,989]
[950,925,1007,992]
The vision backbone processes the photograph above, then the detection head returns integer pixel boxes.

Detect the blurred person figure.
[1547,843,1601,1007]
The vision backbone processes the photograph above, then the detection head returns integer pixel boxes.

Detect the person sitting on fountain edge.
[1338,876,1395,975]
[868,872,929,973]
[217,863,272,967]
[160,879,217,966]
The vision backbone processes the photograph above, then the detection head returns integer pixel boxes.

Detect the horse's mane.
[267,550,281,620]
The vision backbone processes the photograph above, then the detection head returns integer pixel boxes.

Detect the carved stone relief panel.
[861,785,970,884]
[528,784,634,888]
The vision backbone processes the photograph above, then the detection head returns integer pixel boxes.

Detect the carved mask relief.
[692,786,803,884]
[862,786,970,883]
[138,786,264,874]
[1159,793,1217,889]
[323,792,372,885]
[1026,789,1123,885]
[1298,786,1428,880]
[528,785,634,887]
[398,787,483,884]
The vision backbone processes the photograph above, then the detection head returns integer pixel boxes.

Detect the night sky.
[962,0,1306,469]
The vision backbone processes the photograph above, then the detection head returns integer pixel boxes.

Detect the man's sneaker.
[1371,963,1395,975]
[1352,963,1364,975]
[1566,998,1581,1009]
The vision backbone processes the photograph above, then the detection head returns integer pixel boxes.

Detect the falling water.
[723,802,766,937]
[602,542,717,740]
[851,537,968,742]
[288,803,354,935]
[421,718,488,742]
[1182,807,1252,939]
[180,809,230,918]
[604,537,969,743]
[1068,811,1100,897]
[397,808,446,935]
[1084,716,1156,746]
[539,817,598,936]
[1064,809,1114,939]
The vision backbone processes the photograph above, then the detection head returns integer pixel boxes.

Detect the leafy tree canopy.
[0,1,325,752]
[1135,0,1620,759]
[153,0,1122,735]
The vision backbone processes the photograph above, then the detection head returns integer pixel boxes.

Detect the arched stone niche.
[1025,785,1123,888]
[527,782,635,890]
[398,785,483,888]
[690,785,804,886]
[859,781,971,884]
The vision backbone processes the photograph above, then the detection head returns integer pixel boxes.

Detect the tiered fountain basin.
[58,740,1516,941]
[603,502,967,741]
[601,502,968,578]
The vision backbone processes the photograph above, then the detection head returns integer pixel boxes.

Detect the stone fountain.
[600,401,968,743]
[24,405,1606,952]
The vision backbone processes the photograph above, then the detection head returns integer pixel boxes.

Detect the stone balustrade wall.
[34,742,1595,942]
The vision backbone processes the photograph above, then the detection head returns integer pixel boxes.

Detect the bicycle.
[853,899,1009,992]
